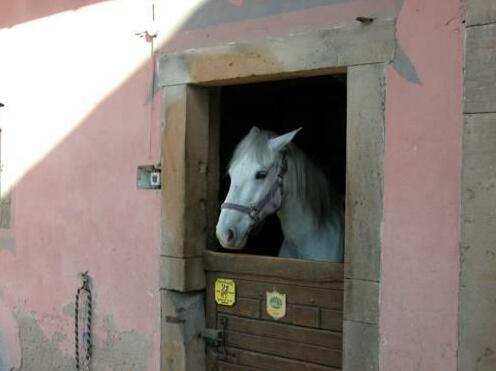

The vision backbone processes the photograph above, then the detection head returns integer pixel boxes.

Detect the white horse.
[216,127,344,262]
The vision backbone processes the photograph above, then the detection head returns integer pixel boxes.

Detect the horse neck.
[277,195,317,247]
[276,154,328,245]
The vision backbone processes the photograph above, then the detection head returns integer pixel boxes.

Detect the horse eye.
[255,170,267,180]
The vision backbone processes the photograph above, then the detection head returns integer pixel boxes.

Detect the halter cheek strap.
[220,202,259,221]
[221,154,287,224]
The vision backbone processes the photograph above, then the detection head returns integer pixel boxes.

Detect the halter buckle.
[248,207,259,221]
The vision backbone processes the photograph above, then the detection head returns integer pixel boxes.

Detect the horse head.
[216,126,301,250]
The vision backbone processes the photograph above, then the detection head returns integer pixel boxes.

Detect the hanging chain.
[75,271,92,371]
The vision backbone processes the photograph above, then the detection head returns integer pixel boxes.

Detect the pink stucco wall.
[0,1,163,369]
[0,0,464,369]
[381,0,463,370]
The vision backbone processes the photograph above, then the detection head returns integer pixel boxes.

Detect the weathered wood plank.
[203,250,344,283]
[162,85,210,259]
[207,270,343,290]
[219,314,342,349]
[321,309,343,332]
[206,274,217,328]
[226,331,342,368]
[465,24,496,113]
[158,20,395,86]
[260,302,321,328]
[209,272,343,311]
[162,85,187,257]
[226,278,343,310]
[215,297,326,329]
[466,0,496,26]
[217,298,261,319]
[206,89,221,251]
[345,63,385,282]
[226,348,340,371]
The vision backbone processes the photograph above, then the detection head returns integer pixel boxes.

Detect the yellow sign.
[266,290,286,320]
[214,278,236,306]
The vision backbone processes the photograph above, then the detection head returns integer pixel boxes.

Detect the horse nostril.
[226,229,235,242]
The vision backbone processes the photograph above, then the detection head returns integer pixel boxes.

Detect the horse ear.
[269,127,302,152]
[249,126,260,135]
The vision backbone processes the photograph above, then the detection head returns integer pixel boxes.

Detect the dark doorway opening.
[217,74,347,256]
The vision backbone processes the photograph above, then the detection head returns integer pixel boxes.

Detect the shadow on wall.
[160,0,417,84]
[0,0,404,30]
[182,0,367,29]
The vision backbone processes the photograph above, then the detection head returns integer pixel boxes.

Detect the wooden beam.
[203,250,343,283]
[161,85,210,259]
[158,20,395,87]
[345,64,385,282]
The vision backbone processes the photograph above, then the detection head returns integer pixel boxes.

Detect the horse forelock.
[228,128,339,224]
[229,129,274,171]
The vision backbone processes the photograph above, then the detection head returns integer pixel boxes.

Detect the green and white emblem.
[266,290,286,320]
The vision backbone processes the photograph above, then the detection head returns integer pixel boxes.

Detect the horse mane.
[229,128,341,225]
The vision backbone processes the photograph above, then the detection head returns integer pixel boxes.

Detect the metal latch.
[201,328,224,347]
[201,317,227,360]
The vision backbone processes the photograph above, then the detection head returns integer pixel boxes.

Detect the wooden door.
[204,251,344,370]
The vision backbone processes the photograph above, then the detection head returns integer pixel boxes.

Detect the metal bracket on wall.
[137,164,161,189]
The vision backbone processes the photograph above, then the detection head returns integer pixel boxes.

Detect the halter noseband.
[221,154,288,224]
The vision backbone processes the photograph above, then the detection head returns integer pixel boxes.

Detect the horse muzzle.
[216,226,248,250]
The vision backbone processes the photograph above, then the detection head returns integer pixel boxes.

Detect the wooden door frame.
[158,20,393,371]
